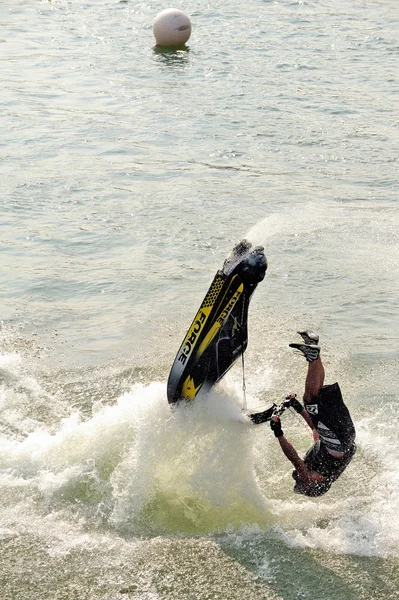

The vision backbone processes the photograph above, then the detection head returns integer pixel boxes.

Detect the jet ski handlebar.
[247,399,292,425]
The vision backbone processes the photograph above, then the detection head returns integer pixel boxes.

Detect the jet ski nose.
[233,239,252,255]
[241,247,267,282]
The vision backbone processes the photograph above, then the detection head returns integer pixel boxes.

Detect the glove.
[286,394,304,414]
[270,417,284,438]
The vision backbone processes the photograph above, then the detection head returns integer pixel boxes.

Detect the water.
[1,0,398,598]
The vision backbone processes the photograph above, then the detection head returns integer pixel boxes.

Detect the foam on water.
[1,345,399,561]
[0,364,272,542]
[107,384,271,534]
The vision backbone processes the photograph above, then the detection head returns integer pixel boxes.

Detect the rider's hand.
[286,393,304,414]
[270,416,284,438]
[312,429,319,442]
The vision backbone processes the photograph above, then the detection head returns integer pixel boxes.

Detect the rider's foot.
[289,343,320,363]
[297,330,319,345]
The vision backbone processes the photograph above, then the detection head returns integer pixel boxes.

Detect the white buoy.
[153,8,191,47]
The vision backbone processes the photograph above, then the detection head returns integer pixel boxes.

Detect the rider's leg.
[303,355,325,404]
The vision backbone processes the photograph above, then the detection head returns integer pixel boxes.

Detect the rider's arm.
[277,435,327,484]
[271,417,326,484]
[277,435,309,479]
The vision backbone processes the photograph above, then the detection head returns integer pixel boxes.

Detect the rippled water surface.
[1,0,398,598]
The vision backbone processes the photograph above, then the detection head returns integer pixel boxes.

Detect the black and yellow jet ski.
[167,240,267,404]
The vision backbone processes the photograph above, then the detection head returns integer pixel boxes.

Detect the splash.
[2,355,398,558]
[0,376,270,538]
[109,385,270,534]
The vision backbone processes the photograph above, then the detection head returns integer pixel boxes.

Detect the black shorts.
[304,383,356,453]
[303,440,356,484]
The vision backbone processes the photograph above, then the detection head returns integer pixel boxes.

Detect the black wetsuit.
[294,383,356,491]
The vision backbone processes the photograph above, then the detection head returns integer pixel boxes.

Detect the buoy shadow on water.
[152,45,190,67]
[152,45,190,54]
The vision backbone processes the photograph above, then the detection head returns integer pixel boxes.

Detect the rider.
[270,331,356,497]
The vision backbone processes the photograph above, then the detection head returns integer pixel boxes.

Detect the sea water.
[1,0,398,598]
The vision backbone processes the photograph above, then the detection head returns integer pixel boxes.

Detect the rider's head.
[292,470,331,497]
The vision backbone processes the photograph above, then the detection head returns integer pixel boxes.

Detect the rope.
[241,352,247,412]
